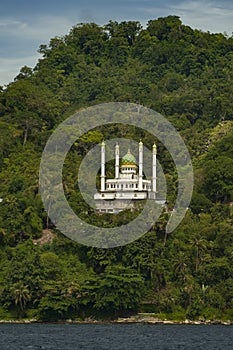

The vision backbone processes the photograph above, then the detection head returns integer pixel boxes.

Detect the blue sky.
[1,0,233,85]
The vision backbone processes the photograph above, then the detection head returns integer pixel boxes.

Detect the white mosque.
[94,140,158,213]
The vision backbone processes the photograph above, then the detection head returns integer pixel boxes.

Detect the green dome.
[121,149,136,165]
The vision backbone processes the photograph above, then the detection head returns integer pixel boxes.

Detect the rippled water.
[0,323,232,350]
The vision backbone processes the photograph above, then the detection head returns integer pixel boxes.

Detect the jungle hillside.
[0,16,233,322]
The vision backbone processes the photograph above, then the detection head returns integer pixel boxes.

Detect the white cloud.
[0,18,27,29]
[0,55,40,86]
[137,0,233,34]
[0,15,76,85]
[0,15,75,41]
[169,0,233,34]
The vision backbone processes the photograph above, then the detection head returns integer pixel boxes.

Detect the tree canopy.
[0,16,232,322]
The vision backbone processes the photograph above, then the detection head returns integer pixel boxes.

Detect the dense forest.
[0,16,232,322]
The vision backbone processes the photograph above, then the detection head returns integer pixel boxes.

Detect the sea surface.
[0,323,232,350]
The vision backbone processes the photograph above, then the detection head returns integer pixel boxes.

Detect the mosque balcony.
[94,191,148,200]
[105,182,139,191]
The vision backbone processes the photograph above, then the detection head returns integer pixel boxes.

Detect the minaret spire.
[138,140,143,191]
[115,143,119,178]
[152,143,157,194]
[101,140,105,192]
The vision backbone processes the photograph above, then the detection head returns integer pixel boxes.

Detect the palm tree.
[10,282,31,316]
[189,236,208,272]
[173,251,189,281]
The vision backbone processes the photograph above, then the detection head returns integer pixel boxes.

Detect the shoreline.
[0,315,232,325]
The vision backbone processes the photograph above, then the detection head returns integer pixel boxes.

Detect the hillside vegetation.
[0,16,232,321]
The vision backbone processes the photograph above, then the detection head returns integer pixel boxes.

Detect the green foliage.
[81,265,144,312]
[0,16,232,321]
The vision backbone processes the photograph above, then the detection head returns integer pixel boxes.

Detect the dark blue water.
[0,324,232,350]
